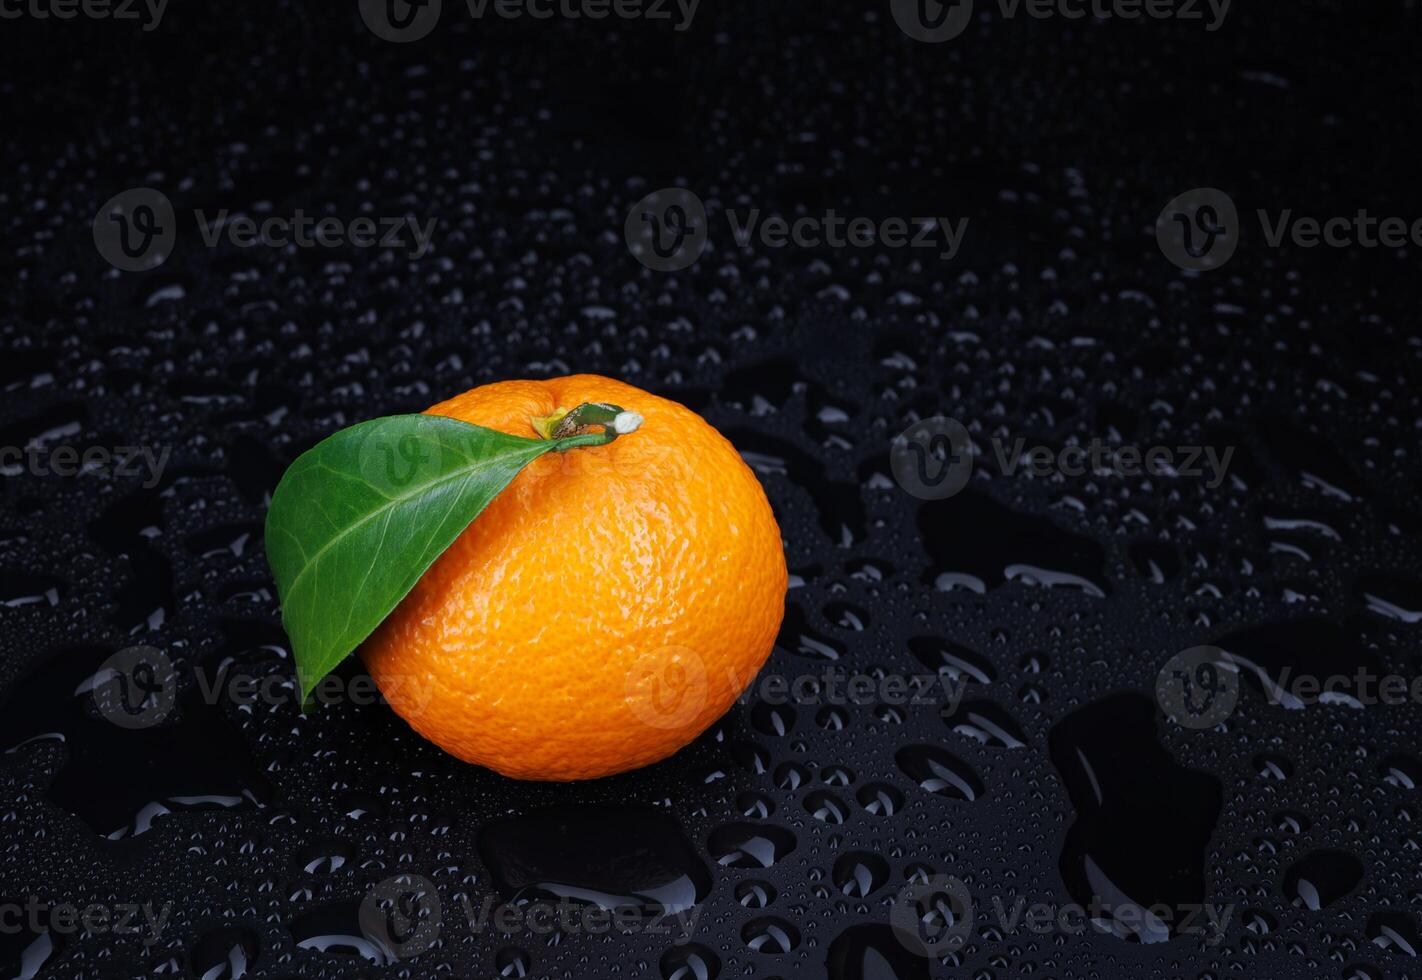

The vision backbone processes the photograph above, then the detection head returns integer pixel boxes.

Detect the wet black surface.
[3,1,1422,978]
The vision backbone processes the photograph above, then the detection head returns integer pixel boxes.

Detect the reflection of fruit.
[362,375,787,780]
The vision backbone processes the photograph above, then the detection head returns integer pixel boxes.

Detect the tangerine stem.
[540,402,643,452]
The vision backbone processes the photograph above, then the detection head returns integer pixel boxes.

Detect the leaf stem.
[541,402,643,450]
[550,429,620,452]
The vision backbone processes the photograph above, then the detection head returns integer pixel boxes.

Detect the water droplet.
[832,852,889,898]
[1284,850,1364,910]
[895,745,984,801]
[735,880,776,909]
[942,699,1027,749]
[804,790,849,824]
[479,806,710,914]
[707,823,797,869]
[189,925,260,978]
[857,782,904,816]
[496,945,531,977]
[660,942,720,980]
[742,916,800,953]
[826,924,930,980]
[1048,693,1222,942]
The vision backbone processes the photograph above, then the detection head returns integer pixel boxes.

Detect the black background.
[3,1,1422,978]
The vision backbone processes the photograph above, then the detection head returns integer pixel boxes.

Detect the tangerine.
[361,375,787,780]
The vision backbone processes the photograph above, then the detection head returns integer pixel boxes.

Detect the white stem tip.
[613,411,644,435]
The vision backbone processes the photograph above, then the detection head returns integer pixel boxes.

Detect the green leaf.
[263,410,631,701]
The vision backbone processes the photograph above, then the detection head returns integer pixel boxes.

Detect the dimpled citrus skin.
[360,375,787,781]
